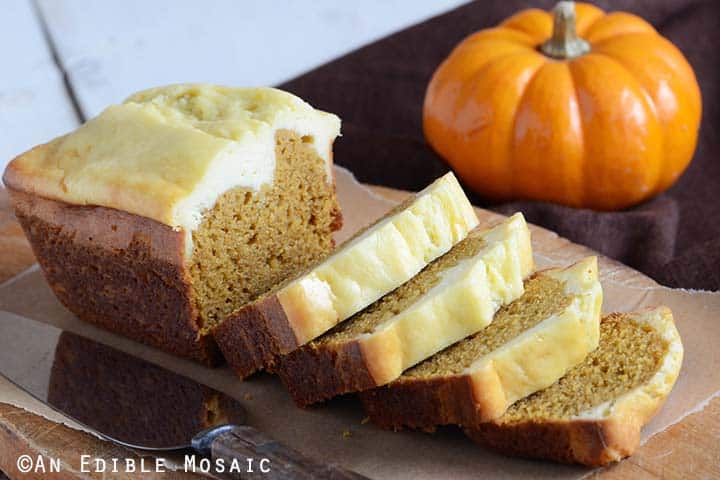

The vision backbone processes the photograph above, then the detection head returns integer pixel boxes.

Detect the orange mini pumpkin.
[424,1,701,210]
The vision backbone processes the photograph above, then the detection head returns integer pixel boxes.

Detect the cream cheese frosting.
[3,84,341,234]
[276,172,480,345]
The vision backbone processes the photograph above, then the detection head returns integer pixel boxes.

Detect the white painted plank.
[37,0,468,118]
[0,0,79,175]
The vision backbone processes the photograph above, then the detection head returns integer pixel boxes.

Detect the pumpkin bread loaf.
[466,307,683,467]
[360,257,602,428]
[213,172,479,378]
[3,84,343,365]
[276,213,534,407]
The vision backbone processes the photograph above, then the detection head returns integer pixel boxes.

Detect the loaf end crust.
[276,340,377,407]
[212,295,300,378]
[464,414,644,467]
[8,188,221,365]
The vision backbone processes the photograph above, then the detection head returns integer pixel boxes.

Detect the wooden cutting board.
[0,184,718,480]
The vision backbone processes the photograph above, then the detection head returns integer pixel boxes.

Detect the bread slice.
[465,306,683,467]
[213,172,479,378]
[360,257,602,428]
[277,213,534,407]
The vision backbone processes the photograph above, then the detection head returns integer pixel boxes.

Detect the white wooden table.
[0,0,467,173]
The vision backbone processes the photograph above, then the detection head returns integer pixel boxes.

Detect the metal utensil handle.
[193,425,369,479]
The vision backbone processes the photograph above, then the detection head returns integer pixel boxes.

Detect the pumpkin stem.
[540,1,591,59]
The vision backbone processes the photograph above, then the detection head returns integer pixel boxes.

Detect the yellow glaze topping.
[359,213,534,385]
[467,256,603,420]
[278,172,480,347]
[3,84,340,231]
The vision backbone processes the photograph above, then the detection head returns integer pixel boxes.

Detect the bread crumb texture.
[402,275,570,378]
[498,313,668,422]
[190,130,339,333]
[313,233,487,345]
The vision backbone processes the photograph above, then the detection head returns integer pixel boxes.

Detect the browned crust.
[0,402,201,479]
[212,295,300,378]
[8,188,221,365]
[464,415,643,467]
[275,340,377,407]
[359,374,481,431]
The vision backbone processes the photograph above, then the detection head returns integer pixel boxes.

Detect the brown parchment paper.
[0,166,718,479]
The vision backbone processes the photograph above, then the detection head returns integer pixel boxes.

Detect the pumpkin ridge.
[589,39,698,196]
[586,51,661,119]
[564,63,586,207]
[585,47,666,195]
[591,33,698,89]
[573,3,606,38]
[456,27,539,53]
[582,11,656,44]
[453,50,545,129]
[508,61,549,201]
[439,33,539,122]
[454,34,537,58]
[588,31,660,50]
[454,51,545,198]
[569,52,665,208]
[566,58,595,208]
[492,27,546,48]
[499,10,553,44]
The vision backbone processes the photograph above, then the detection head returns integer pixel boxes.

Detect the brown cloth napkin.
[281,0,719,291]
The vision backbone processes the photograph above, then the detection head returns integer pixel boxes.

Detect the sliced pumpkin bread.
[213,172,479,378]
[465,306,683,467]
[360,257,602,428]
[277,213,534,407]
